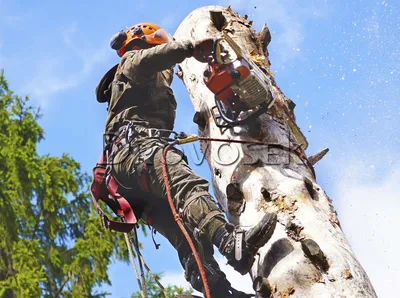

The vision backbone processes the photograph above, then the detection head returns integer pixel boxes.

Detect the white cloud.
[215,254,254,293]
[160,271,194,292]
[161,253,254,296]
[335,162,400,298]
[23,23,113,107]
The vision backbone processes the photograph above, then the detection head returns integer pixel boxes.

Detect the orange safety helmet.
[110,23,172,57]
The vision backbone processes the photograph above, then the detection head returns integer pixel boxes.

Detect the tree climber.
[95,22,277,297]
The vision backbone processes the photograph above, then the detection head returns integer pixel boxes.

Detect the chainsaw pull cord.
[161,141,212,298]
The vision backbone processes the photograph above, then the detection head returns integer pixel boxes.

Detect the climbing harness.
[90,150,137,233]
[90,122,174,233]
[90,125,170,297]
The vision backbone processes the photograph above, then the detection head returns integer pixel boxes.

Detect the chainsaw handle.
[215,98,268,126]
[212,32,244,65]
[212,38,224,65]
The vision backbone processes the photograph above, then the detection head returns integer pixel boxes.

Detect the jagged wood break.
[174,5,377,298]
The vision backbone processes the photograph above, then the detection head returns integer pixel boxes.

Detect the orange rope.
[161,142,211,298]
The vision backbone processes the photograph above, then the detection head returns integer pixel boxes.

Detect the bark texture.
[174,5,377,298]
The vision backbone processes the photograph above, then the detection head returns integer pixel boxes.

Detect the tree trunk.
[174,5,377,298]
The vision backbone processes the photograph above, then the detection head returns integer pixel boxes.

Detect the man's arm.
[119,40,194,83]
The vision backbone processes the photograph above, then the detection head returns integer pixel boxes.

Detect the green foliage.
[131,272,192,298]
[0,69,190,298]
[0,70,129,297]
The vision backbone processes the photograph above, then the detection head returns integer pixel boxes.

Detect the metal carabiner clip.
[125,121,134,142]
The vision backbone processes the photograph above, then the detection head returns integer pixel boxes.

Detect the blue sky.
[1,0,399,297]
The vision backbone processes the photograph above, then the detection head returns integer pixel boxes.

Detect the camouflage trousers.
[111,139,226,265]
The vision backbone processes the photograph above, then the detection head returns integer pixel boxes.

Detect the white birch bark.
[174,5,377,298]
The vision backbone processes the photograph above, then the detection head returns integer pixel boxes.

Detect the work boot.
[218,213,277,275]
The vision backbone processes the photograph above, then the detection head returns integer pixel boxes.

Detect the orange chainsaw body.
[203,57,250,110]
[201,33,275,128]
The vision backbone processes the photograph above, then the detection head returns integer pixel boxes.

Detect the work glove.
[193,38,215,63]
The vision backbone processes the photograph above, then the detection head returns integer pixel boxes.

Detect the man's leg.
[112,141,226,243]
[141,195,253,297]
[112,145,247,296]
[145,146,278,275]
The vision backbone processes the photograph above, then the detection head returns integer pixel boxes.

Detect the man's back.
[104,43,182,138]
[105,66,176,137]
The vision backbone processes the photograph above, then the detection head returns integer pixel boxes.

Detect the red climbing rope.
[161,141,211,298]
[177,134,314,177]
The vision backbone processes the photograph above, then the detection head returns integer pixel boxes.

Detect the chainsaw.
[203,33,276,128]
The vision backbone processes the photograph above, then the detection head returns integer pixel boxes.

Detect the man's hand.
[193,38,215,63]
